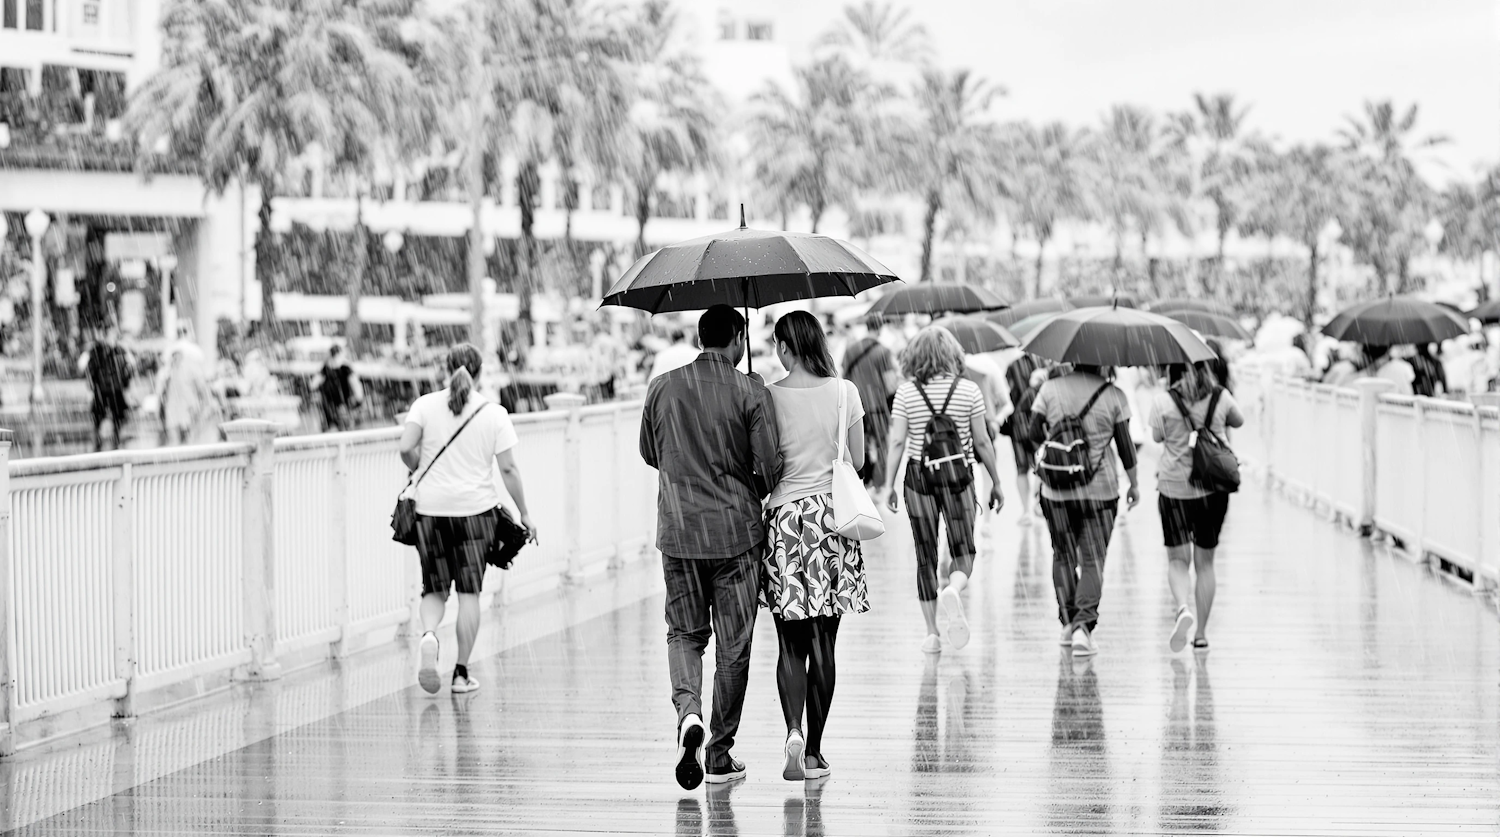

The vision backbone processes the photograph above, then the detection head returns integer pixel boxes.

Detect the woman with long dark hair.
[1148,360,1243,652]
[398,343,535,694]
[761,310,870,781]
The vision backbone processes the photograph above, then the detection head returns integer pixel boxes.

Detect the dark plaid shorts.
[415,509,500,596]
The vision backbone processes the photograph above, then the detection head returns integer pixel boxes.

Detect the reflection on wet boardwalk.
[3,476,1497,835]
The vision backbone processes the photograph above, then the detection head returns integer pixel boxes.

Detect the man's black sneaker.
[704,757,747,784]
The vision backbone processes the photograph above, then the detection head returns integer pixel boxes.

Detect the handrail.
[8,442,253,478]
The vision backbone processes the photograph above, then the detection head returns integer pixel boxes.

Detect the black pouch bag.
[485,507,530,570]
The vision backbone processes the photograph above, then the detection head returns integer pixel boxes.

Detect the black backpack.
[1170,387,1240,494]
[1036,383,1111,490]
[910,379,973,496]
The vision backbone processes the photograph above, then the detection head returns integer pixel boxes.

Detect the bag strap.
[844,341,879,376]
[940,376,961,415]
[835,381,849,463]
[407,401,492,491]
[1075,382,1112,422]
[914,379,942,420]
[1169,389,1199,431]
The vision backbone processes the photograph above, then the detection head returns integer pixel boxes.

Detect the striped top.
[891,375,987,465]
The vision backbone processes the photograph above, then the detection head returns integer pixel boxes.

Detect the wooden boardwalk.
[3,471,1497,835]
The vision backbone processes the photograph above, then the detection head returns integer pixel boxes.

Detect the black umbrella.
[1149,298,1235,317]
[1163,310,1252,341]
[866,283,1007,317]
[600,213,900,314]
[1068,293,1139,309]
[986,298,1073,328]
[1021,306,1216,367]
[1321,296,1470,345]
[933,316,1020,354]
[1009,312,1063,340]
[1466,299,1500,324]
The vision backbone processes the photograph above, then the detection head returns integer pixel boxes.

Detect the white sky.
[762,0,1500,182]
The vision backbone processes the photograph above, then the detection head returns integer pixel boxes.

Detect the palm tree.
[747,56,873,233]
[1337,100,1447,293]
[1240,145,1353,326]
[1091,105,1174,278]
[899,68,1003,282]
[1436,168,1500,265]
[619,0,719,257]
[126,0,427,340]
[1006,122,1094,297]
[1167,92,1261,295]
[817,1,933,65]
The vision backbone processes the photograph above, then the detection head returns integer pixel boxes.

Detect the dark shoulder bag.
[1170,388,1240,494]
[391,403,492,545]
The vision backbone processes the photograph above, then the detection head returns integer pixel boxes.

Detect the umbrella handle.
[744,295,752,376]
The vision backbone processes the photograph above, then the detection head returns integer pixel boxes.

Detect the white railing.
[0,399,657,753]
[1239,373,1500,591]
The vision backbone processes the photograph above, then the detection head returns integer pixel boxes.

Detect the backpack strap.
[940,376,961,415]
[914,378,942,418]
[1169,388,1198,430]
[1076,382,1112,422]
[843,341,879,376]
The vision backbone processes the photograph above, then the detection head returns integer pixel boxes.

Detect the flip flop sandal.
[1192,638,1210,651]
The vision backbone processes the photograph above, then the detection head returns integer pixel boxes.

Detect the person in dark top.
[1002,353,1042,523]
[841,313,899,492]
[1409,343,1447,398]
[316,344,363,431]
[639,304,783,791]
[85,324,133,451]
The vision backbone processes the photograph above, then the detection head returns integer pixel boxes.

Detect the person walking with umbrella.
[1147,360,1244,652]
[884,327,1006,654]
[640,305,783,790]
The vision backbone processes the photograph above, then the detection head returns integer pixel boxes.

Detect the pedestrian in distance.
[1000,353,1042,524]
[761,311,870,783]
[398,344,535,696]
[1148,362,1244,652]
[884,327,1006,655]
[1027,363,1140,659]
[316,343,364,431]
[82,323,134,451]
[842,313,900,495]
[155,344,215,446]
[639,304,783,791]
[1362,344,1416,396]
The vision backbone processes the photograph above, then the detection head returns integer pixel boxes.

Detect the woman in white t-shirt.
[398,344,534,695]
[761,311,869,782]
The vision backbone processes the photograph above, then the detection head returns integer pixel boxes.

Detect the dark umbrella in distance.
[1021,305,1215,367]
[1008,311,1063,341]
[1149,298,1236,318]
[986,298,1073,328]
[933,315,1020,354]
[1465,299,1500,324]
[866,283,1007,317]
[1321,295,1470,345]
[1163,310,1252,341]
[1069,293,1139,309]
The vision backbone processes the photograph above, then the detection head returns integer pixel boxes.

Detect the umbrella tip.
[739,204,746,230]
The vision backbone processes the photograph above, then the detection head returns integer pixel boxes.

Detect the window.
[746,21,772,41]
[24,0,40,30]
[716,12,735,40]
[4,0,17,29]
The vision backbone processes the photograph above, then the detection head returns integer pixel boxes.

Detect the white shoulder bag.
[832,381,885,540]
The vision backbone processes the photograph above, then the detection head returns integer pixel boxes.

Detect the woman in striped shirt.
[884,327,1006,654]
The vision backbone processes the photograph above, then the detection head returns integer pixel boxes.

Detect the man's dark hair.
[698,304,746,350]
[864,312,884,332]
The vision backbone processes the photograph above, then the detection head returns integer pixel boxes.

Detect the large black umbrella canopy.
[866,283,1007,317]
[1021,306,1216,367]
[1068,293,1139,309]
[1321,295,1470,345]
[1466,299,1500,324]
[933,315,1020,354]
[1163,310,1253,341]
[1008,311,1063,340]
[1149,298,1236,318]
[986,298,1073,328]
[600,223,900,314]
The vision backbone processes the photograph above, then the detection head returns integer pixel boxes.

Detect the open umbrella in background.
[1162,310,1253,341]
[1068,293,1140,309]
[986,298,1072,328]
[1008,312,1063,341]
[1021,306,1215,367]
[865,283,1007,318]
[932,315,1020,354]
[1149,298,1236,318]
[1321,295,1470,345]
[601,210,901,371]
[1466,299,1500,325]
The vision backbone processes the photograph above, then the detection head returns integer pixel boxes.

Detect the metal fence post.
[1355,379,1396,536]
[0,429,14,755]
[221,419,283,681]
[329,442,350,659]
[112,462,137,718]
[545,393,587,584]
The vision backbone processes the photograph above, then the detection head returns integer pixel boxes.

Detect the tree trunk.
[346,195,367,357]
[810,198,824,234]
[1033,233,1049,299]
[255,184,278,338]
[517,160,539,350]
[1305,241,1320,330]
[634,179,651,258]
[919,188,941,283]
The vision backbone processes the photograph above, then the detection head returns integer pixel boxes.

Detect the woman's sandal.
[1192,637,1209,651]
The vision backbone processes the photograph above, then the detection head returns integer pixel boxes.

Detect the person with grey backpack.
[1148,360,1244,653]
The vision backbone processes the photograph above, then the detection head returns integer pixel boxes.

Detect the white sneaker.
[1071,626,1097,658]
[782,730,806,781]
[1169,607,1196,653]
[417,632,440,694]
[921,634,942,654]
[938,587,970,650]
[451,673,480,694]
[675,713,706,790]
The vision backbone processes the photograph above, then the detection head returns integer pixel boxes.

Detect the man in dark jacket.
[842,313,898,490]
[85,325,133,451]
[639,304,782,791]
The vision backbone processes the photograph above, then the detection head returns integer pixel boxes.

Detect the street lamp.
[24,209,50,406]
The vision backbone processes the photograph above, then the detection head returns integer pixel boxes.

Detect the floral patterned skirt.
[760,494,870,620]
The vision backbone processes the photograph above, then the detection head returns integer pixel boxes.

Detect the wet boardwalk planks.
[5,471,1498,835]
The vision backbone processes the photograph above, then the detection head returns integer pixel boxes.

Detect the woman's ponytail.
[444,343,483,415]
